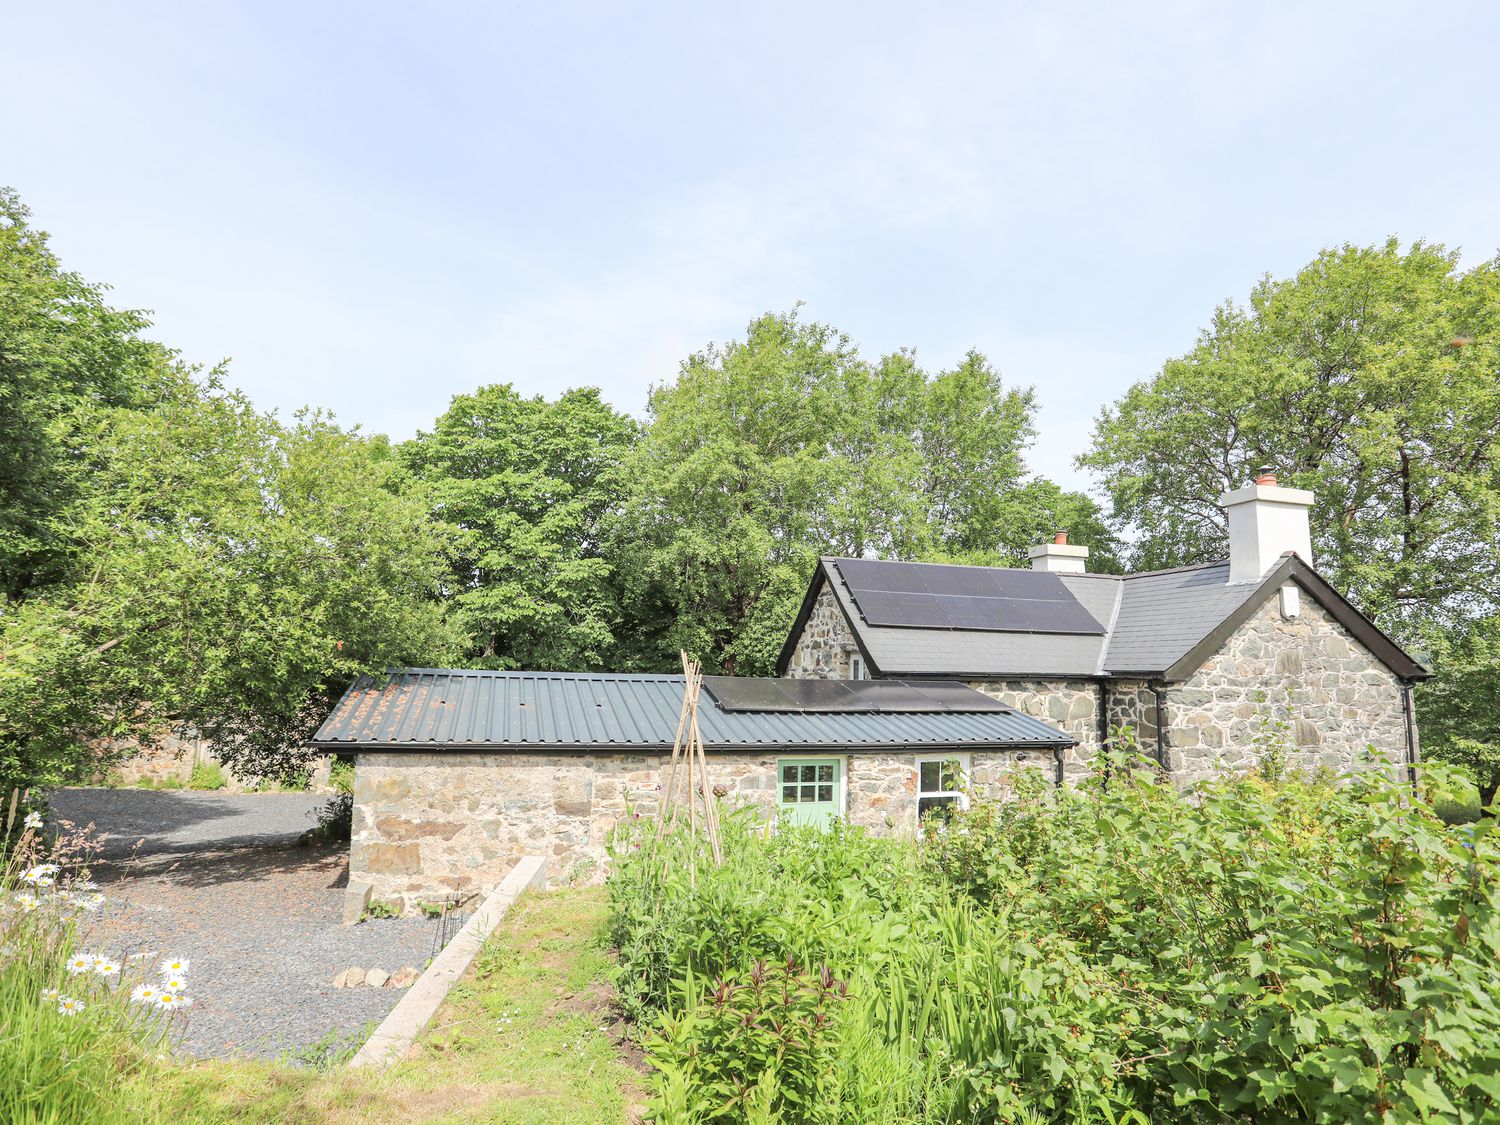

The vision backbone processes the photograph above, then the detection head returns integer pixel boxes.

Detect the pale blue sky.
[6,2,1497,490]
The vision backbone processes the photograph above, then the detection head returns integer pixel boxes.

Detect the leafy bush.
[310,792,353,843]
[187,760,227,790]
[609,758,1500,1123]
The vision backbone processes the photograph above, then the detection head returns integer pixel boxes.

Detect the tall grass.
[609,758,1500,1124]
[1,819,170,1125]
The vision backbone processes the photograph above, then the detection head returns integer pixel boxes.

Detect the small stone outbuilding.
[313,672,1070,909]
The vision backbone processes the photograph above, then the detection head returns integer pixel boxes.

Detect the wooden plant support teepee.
[655,652,724,884]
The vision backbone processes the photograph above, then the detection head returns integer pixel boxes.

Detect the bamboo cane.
[688,685,724,864]
[658,665,694,829]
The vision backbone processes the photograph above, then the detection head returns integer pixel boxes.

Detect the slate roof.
[311,670,1075,751]
[777,554,1429,683]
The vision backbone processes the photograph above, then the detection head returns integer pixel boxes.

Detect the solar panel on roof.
[785,680,863,710]
[701,677,1012,714]
[833,558,1105,635]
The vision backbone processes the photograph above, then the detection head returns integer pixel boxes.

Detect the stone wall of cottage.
[966,679,1099,782]
[1163,594,1410,786]
[351,747,1056,909]
[783,585,859,678]
[1103,679,1159,759]
[842,749,1057,831]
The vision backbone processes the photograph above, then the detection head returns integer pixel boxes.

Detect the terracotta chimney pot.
[1254,465,1278,486]
[1053,531,1068,545]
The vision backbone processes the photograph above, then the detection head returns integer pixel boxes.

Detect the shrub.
[310,792,353,843]
[187,760,227,790]
[610,759,1500,1123]
[328,756,355,795]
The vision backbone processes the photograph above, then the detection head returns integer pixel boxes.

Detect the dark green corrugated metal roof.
[312,670,1073,751]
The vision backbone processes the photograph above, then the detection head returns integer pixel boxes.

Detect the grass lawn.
[122,887,646,1124]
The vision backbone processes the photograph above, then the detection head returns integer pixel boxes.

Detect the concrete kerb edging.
[348,855,549,1069]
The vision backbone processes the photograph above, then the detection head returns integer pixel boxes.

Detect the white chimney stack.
[1219,467,1314,584]
[1029,531,1089,574]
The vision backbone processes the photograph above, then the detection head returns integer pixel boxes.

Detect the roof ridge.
[383,668,687,680]
[1117,558,1229,580]
[821,553,1231,582]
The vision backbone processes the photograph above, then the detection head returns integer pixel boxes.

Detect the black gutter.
[1149,683,1168,770]
[1096,680,1111,784]
[1401,682,1420,789]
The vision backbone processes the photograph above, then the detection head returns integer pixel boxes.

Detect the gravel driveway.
[48,788,470,1062]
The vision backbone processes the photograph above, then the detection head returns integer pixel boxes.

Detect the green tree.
[0,190,458,791]
[1080,239,1500,631]
[0,188,176,604]
[401,384,639,670]
[613,308,1115,674]
[1419,615,1500,809]
[0,374,460,790]
[1080,239,1500,778]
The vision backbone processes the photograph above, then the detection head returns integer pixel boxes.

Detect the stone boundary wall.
[104,731,340,793]
[1163,593,1409,786]
[351,747,1059,907]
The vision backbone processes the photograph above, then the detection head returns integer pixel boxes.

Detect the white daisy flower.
[159,957,189,976]
[73,880,99,892]
[21,866,56,888]
[41,987,61,1003]
[130,984,159,1005]
[74,893,105,913]
[66,954,95,975]
[57,996,85,1016]
[160,974,189,993]
[15,892,40,913]
[93,958,121,976]
[23,811,43,830]
[156,991,191,1010]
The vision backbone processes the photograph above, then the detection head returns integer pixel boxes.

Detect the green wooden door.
[777,758,842,829]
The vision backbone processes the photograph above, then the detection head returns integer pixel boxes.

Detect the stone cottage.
[777,472,1428,786]
[315,471,1428,908]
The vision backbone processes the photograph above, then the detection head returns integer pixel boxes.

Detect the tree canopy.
[611,308,1117,674]
[1081,239,1500,798]
[0,194,457,791]
[400,384,639,670]
[1080,239,1500,634]
[9,189,1491,792]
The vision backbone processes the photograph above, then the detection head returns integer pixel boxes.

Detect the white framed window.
[915,753,969,829]
[849,654,866,680]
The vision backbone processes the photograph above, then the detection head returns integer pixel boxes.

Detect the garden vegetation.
[608,758,1500,1123]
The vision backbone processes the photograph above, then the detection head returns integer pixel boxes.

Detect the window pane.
[800,765,817,783]
[782,785,798,802]
[918,795,958,824]
[782,765,797,782]
[817,764,833,783]
[919,761,941,791]
[817,784,833,802]
[940,762,961,792]
[801,785,816,801]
